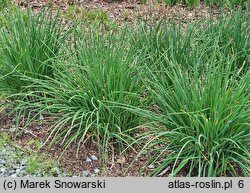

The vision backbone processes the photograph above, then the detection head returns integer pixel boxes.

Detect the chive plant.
[16,26,147,160]
[0,7,72,95]
[134,12,250,176]
[1,6,249,176]
[138,58,250,176]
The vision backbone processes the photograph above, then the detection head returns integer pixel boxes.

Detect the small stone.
[0,160,6,165]
[20,165,26,171]
[19,170,27,176]
[9,125,17,132]
[94,168,100,174]
[0,168,6,174]
[12,117,16,124]
[8,170,15,175]
[148,164,155,169]
[16,169,21,174]
[17,173,23,177]
[20,160,27,166]
[90,155,98,161]
[85,157,92,162]
[11,174,17,177]
[82,171,90,177]
[39,114,44,120]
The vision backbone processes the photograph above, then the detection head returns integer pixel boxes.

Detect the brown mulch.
[19,126,150,176]
[14,0,226,24]
[0,108,150,176]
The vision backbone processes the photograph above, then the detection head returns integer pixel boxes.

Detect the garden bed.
[0,1,249,177]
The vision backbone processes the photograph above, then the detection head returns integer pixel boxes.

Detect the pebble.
[90,155,98,161]
[0,168,6,174]
[82,171,90,177]
[94,168,100,174]
[20,165,26,171]
[8,170,15,175]
[20,160,27,166]
[39,114,44,121]
[12,117,16,124]
[85,157,92,162]
[9,125,17,133]
[19,170,27,177]
[148,164,155,169]
[0,138,69,177]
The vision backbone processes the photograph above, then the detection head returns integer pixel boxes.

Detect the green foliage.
[186,0,200,7]
[139,0,248,8]
[84,9,108,25]
[139,60,250,176]
[0,0,9,10]
[132,10,249,76]
[27,155,58,176]
[0,132,9,145]
[0,7,72,96]
[122,9,129,20]
[140,0,148,4]
[65,6,120,32]
[133,12,250,176]
[15,26,147,158]
[164,0,178,5]
[0,132,59,176]
[65,6,108,26]
[0,5,249,176]
[26,158,40,173]
[0,3,20,28]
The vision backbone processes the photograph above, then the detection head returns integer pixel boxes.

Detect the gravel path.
[0,134,101,177]
[0,130,71,177]
[0,143,66,177]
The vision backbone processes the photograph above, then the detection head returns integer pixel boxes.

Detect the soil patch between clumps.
[1,113,149,176]
[14,0,227,25]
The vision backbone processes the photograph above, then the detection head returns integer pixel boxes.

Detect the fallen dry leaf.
[117,156,126,164]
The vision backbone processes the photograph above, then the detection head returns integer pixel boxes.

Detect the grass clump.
[0,7,72,96]
[134,12,250,176]
[16,27,147,161]
[0,5,249,177]
[139,60,250,176]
